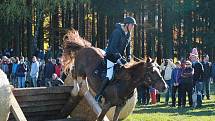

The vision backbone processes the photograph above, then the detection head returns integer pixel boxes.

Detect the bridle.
[142,64,160,87]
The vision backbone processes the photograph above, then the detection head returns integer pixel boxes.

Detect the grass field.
[124,86,215,121]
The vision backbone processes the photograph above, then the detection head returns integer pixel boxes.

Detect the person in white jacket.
[30,56,40,87]
[160,59,176,105]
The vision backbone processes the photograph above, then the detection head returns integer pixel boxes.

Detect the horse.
[62,29,168,121]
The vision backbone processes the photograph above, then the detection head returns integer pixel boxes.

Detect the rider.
[95,16,137,102]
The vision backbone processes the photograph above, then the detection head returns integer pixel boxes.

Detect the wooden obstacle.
[64,76,136,121]
[10,91,27,121]
[8,86,83,121]
[7,85,110,121]
[63,77,110,121]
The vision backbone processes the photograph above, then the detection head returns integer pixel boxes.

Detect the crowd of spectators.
[0,46,64,88]
[1,47,215,108]
[137,48,215,108]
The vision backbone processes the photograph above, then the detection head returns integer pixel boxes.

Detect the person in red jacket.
[55,58,62,78]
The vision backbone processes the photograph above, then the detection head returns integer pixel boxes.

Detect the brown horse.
[63,29,167,121]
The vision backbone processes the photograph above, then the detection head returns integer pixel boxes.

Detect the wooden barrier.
[8,86,81,121]
[8,84,110,121]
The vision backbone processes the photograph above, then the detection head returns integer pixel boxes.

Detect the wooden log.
[23,115,65,121]
[84,91,109,121]
[60,95,83,117]
[12,86,73,96]
[66,78,110,121]
[21,104,65,113]
[10,93,27,121]
[9,110,60,119]
[15,93,70,102]
[18,100,67,108]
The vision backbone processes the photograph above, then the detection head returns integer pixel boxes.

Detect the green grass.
[123,90,215,121]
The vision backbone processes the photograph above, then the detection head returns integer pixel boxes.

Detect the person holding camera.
[160,59,176,105]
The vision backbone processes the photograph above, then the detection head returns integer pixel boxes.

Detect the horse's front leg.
[71,80,80,96]
[71,76,87,96]
[97,102,111,121]
[113,105,123,121]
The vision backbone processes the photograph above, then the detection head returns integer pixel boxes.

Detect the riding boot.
[95,77,109,102]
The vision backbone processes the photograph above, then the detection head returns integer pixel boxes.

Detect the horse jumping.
[62,29,168,121]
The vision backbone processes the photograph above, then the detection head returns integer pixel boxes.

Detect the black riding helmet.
[124,16,137,25]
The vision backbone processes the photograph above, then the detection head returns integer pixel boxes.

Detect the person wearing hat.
[189,48,204,107]
[95,16,137,102]
[202,54,212,100]
[181,60,194,107]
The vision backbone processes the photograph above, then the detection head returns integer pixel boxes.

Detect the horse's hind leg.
[113,106,123,121]
[97,102,111,121]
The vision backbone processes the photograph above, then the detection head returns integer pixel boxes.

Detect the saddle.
[93,59,122,82]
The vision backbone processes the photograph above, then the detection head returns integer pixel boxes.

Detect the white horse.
[0,69,12,121]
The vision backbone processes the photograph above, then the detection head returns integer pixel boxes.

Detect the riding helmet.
[124,16,137,25]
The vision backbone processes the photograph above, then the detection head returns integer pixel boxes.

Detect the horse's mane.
[62,29,91,74]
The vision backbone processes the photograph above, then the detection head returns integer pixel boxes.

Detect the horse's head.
[143,59,168,92]
[116,58,167,92]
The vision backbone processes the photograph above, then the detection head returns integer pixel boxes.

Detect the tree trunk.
[73,0,79,30]
[97,12,105,49]
[91,4,96,46]
[162,2,174,59]
[79,3,85,37]
[26,0,33,58]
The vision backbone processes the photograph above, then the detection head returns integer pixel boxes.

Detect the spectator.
[189,48,204,107]
[24,57,31,87]
[160,59,176,105]
[50,73,64,87]
[137,85,143,104]
[10,48,14,57]
[171,61,183,107]
[202,54,212,100]
[16,56,27,88]
[37,58,45,86]
[11,57,19,87]
[38,49,45,60]
[1,56,9,76]
[181,60,194,107]
[30,56,40,87]
[7,58,13,80]
[55,58,62,78]
[44,58,55,87]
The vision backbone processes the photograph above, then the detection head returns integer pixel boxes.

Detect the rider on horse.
[95,16,137,102]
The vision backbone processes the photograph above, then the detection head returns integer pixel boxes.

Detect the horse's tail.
[62,29,91,74]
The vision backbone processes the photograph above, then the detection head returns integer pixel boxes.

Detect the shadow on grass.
[134,102,215,116]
